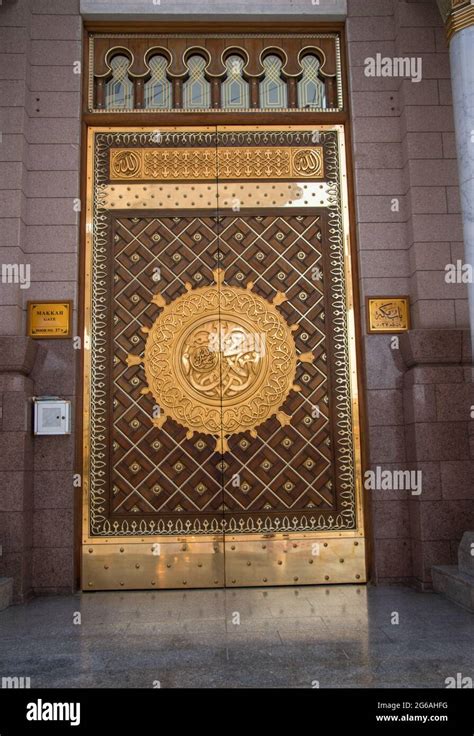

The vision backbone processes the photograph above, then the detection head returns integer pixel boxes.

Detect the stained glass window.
[183,55,211,109]
[221,55,250,109]
[260,54,287,109]
[105,55,133,109]
[144,55,172,109]
[298,55,326,109]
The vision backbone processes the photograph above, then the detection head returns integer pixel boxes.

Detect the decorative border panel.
[110,146,324,181]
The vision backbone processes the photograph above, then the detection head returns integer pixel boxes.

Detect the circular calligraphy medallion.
[111,150,141,178]
[125,269,314,452]
[292,148,323,177]
[142,272,298,445]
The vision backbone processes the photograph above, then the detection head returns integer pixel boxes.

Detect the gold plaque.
[366,296,410,334]
[27,301,72,339]
[110,146,324,182]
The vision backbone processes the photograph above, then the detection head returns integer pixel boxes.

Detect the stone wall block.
[31,547,74,592]
[403,383,437,424]
[399,329,463,367]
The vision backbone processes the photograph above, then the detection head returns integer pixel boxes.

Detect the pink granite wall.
[0,0,81,599]
[347,0,473,587]
[399,330,474,589]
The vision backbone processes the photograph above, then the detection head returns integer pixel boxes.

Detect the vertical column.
[396,0,463,329]
[0,339,37,602]
[347,0,412,584]
[250,78,259,109]
[0,0,29,336]
[95,77,105,109]
[397,328,474,589]
[0,0,34,603]
[444,2,474,350]
[450,21,474,344]
[134,78,144,109]
[26,0,81,597]
[0,0,82,601]
[172,78,183,109]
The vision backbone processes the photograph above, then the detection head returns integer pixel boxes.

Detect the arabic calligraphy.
[110,147,324,181]
[111,150,141,178]
[367,297,410,333]
[293,148,324,177]
[182,321,266,400]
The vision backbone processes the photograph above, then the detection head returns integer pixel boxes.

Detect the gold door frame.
[82,125,366,589]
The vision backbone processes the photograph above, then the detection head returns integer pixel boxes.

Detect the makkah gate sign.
[27,301,72,339]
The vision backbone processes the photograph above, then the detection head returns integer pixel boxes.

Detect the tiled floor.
[0,585,472,688]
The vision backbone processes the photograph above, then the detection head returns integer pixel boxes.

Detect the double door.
[82,125,366,589]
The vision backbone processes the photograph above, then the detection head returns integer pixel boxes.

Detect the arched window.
[183,55,211,109]
[144,55,172,108]
[221,55,249,109]
[298,55,326,109]
[105,54,133,109]
[260,54,287,109]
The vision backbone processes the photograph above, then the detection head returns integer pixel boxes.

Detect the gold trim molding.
[110,146,324,182]
[447,6,474,41]
[439,0,474,41]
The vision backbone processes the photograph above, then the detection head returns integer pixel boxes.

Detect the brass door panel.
[82,126,365,589]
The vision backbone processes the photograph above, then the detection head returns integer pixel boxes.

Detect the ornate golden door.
[82,126,366,589]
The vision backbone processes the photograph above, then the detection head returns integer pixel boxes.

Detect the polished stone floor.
[0,584,472,688]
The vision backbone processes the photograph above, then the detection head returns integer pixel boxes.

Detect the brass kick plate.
[82,540,225,591]
[82,537,365,590]
[225,537,365,587]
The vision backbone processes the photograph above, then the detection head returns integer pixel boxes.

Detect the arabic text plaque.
[27,301,72,339]
[366,296,410,334]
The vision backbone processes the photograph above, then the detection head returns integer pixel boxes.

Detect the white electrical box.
[33,398,72,436]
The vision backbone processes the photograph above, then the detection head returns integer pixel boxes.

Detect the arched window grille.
[260,54,288,109]
[105,55,133,109]
[221,55,250,109]
[182,55,211,109]
[298,55,326,109]
[91,34,343,113]
[144,55,172,109]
